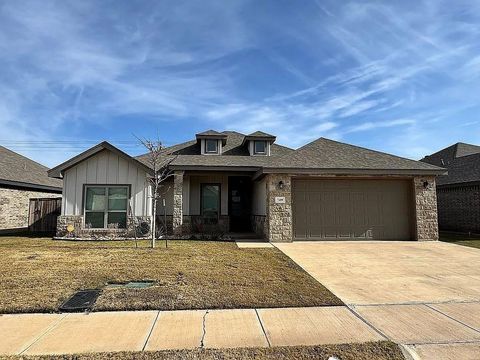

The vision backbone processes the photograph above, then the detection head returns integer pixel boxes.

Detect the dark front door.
[228,176,252,232]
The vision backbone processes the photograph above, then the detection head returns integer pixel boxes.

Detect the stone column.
[266,174,292,242]
[172,171,184,236]
[414,176,439,241]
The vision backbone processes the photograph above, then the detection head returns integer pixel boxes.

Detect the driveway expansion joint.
[403,339,480,346]
[347,305,389,341]
[424,304,480,335]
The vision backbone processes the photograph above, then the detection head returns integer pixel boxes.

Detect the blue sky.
[1,0,480,167]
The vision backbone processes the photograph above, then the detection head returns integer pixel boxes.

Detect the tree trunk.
[152,196,157,248]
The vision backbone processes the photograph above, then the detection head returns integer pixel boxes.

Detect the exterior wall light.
[278,180,285,189]
[423,180,429,189]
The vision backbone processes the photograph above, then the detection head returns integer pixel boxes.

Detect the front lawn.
[440,232,480,249]
[0,237,342,313]
[5,342,405,360]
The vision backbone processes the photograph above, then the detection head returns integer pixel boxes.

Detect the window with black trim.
[254,140,267,154]
[201,184,220,224]
[84,186,128,229]
[205,139,218,153]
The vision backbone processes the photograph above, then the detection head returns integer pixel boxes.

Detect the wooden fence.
[28,198,62,233]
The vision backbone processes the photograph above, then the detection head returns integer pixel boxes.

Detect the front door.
[228,176,252,232]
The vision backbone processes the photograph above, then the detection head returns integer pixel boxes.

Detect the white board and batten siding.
[62,149,152,217]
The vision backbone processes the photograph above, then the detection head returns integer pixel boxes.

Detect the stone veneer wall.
[251,215,266,238]
[56,215,151,240]
[413,176,439,241]
[265,174,292,242]
[436,184,480,234]
[172,171,184,235]
[187,215,229,234]
[0,187,60,232]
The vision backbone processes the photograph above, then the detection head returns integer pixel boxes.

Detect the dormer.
[242,131,276,156]
[196,130,228,155]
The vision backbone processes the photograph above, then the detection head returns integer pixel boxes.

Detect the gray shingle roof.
[0,146,62,190]
[135,132,443,175]
[136,131,293,169]
[267,138,444,172]
[195,130,226,137]
[247,131,275,138]
[421,142,480,185]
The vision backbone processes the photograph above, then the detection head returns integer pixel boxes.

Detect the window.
[201,184,220,224]
[254,140,267,154]
[84,186,128,229]
[205,139,218,153]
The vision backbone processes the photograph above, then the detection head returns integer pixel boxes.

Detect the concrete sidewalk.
[0,306,384,356]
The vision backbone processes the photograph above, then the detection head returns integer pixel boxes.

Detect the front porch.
[157,171,268,239]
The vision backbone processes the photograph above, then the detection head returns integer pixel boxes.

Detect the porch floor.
[235,238,273,248]
[227,232,264,240]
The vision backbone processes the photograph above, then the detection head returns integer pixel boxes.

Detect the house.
[48,130,445,242]
[421,142,480,234]
[0,146,62,233]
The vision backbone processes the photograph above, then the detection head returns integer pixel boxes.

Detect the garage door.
[292,179,413,240]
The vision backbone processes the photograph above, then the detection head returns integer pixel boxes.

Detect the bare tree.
[137,137,176,248]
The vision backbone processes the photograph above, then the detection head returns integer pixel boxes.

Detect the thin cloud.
[0,0,480,166]
[347,119,416,133]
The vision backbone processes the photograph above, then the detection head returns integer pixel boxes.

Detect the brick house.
[48,130,444,241]
[422,142,480,234]
[0,146,62,233]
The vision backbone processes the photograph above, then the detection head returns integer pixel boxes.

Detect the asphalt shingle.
[136,132,443,173]
[422,142,480,185]
[0,146,62,189]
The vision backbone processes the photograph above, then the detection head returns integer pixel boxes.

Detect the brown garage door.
[293,179,413,240]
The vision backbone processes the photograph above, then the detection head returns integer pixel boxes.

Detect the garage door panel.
[293,179,413,241]
[322,192,336,225]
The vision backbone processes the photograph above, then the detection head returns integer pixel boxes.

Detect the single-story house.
[0,146,62,234]
[421,142,480,234]
[48,130,445,242]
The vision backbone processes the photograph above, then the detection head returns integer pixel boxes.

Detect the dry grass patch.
[440,232,480,249]
[5,342,404,360]
[0,237,342,313]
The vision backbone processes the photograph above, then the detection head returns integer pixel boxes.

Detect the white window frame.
[205,139,219,154]
[84,185,129,229]
[254,140,267,155]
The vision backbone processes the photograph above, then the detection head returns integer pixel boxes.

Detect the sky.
[1,0,480,167]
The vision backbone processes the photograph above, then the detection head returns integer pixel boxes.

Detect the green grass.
[5,342,405,360]
[440,232,480,249]
[0,236,342,313]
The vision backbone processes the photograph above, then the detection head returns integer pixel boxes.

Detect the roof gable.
[48,141,152,178]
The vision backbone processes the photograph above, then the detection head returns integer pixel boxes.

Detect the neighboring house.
[421,142,480,234]
[48,130,445,242]
[0,146,62,233]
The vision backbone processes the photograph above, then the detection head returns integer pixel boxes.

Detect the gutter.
[169,165,261,172]
[252,167,447,180]
[0,179,62,193]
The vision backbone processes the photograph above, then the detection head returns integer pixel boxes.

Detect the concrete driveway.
[275,241,480,360]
